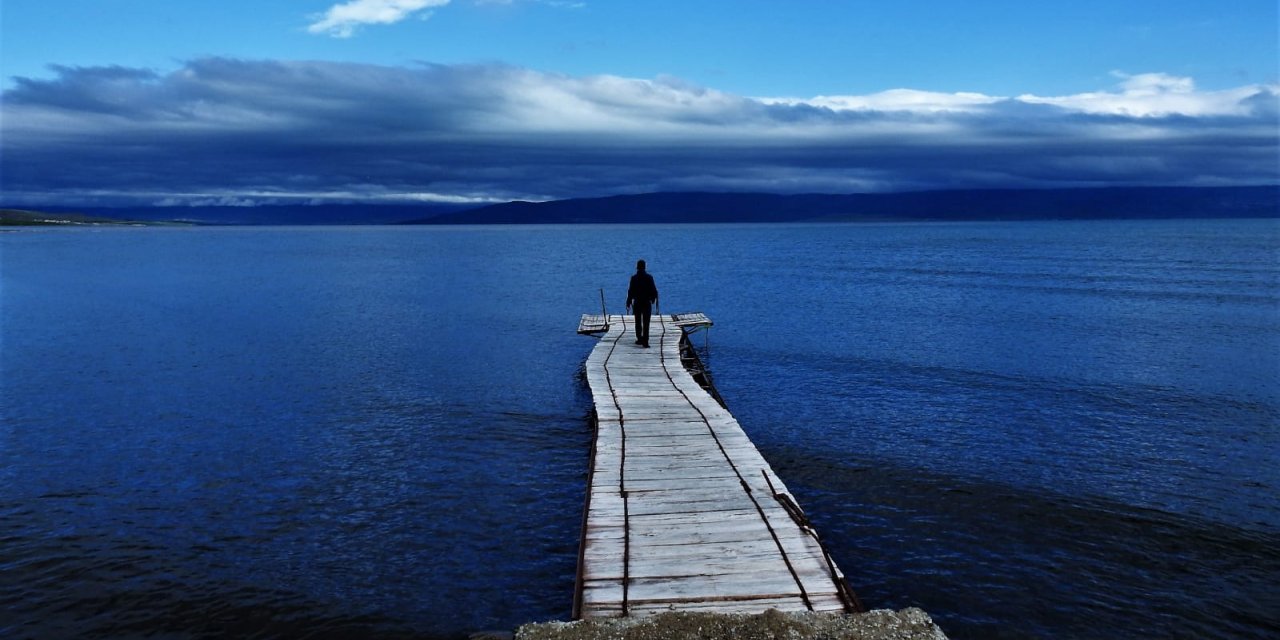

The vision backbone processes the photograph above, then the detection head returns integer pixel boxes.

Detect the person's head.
[636,259,646,272]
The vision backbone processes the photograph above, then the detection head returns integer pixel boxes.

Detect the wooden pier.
[574,312,859,618]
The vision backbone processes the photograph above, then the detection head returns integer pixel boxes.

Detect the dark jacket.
[627,272,658,308]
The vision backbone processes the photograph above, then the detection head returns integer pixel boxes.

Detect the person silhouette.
[625,259,659,348]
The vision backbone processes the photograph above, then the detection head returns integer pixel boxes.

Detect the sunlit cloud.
[307,0,451,38]
[1017,72,1270,117]
[1,59,1276,207]
[760,90,1003,114]
[762,72,1278,119]
[305,0,578,37]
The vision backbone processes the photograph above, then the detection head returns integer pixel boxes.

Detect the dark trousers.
[633,303,652,345]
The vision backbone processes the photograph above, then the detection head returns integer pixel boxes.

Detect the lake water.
[2,220,1277,639]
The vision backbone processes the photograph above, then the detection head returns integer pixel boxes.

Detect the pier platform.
[574,313,859,618]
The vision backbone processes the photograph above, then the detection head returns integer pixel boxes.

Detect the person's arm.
[626,275,634,310]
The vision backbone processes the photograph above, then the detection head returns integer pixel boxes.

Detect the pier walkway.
[574,312,859,618]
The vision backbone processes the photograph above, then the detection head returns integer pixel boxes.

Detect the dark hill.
[405,186,1278,225]
[19,203,472,225]
[0,209,189,226]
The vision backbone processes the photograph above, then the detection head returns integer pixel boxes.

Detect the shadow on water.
[725,346,1279,529]
[763,449,1280,640]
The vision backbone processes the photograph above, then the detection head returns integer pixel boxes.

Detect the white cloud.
[1017,72,1269,117]
[1115,71,1194,94]
[307,0,451,38]
[765,72,1278,119]
[760,89,1002,113]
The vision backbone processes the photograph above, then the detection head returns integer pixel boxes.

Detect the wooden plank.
[578,313,610,334]
[584,573,815,602]
[592,592,848,617]
[576,313,853,619]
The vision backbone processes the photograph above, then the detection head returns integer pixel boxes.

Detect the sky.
[1,0,1277,207]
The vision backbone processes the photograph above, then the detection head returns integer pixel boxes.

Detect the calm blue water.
[2,220,1278,639]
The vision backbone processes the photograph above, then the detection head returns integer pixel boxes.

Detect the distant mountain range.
[406,186,1278,225]
[0,208,185,226]
[5,186,1276,226]
[38,203,471,226]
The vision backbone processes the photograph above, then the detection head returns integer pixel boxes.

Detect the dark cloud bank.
[2,58,1277,212]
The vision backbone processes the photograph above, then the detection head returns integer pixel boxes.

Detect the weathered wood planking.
[574,313,856,619]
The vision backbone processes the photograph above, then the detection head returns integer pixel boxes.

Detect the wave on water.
[764,450,1280,640]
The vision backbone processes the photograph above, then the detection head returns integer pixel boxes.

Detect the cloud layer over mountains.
[3,59,1276,207]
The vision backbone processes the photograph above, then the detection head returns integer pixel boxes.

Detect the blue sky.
[1,0,1277,206]
[4,1,1276,95]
